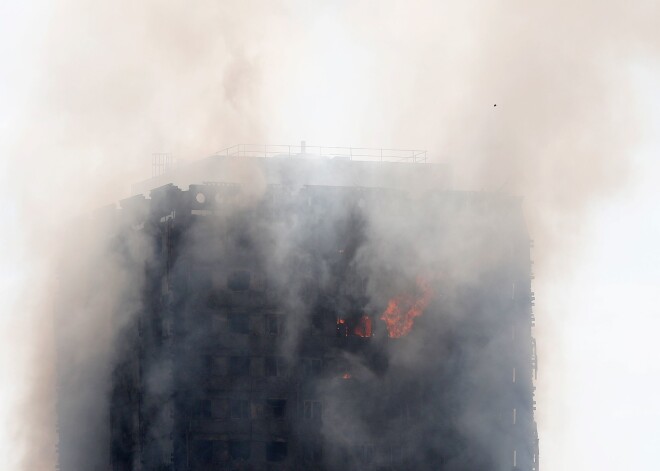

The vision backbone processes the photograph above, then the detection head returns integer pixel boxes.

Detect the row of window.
[192,440,389,465]
[195,398,322,420]
[192,439,286,464]
[203,269,274,299]
[194,397,422,422]
[205,355,324,378]
[214,313,378,337]
[210,313,284,335]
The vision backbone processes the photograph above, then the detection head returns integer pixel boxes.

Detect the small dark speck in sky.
[494,104,497,107]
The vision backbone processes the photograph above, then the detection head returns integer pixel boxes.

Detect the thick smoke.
[55,208,154,470]
[101,175,532,470]
[1,1,659,470]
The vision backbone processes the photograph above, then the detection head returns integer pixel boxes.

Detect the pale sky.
[538,67,660,468]
[1,2,659,470]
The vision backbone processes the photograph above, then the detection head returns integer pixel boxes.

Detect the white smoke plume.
[0,1,659,470]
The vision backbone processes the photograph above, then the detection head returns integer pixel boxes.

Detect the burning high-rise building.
[56,144,538,471]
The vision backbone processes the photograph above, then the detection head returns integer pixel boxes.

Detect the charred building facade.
[56,148,539,471]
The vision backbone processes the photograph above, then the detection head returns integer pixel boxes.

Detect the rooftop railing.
[212,144,427,163]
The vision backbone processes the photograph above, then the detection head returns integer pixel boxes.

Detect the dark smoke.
[1,1,659,470]
[53,164,534,470]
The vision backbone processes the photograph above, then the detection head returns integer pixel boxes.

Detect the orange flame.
[380,276,433,338]
[336,316,372,337]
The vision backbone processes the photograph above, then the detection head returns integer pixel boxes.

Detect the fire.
[380,276,433,338]
[336,315,372,337]
[342,372,351,379]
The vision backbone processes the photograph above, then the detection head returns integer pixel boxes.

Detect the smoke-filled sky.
[1,1,659,470]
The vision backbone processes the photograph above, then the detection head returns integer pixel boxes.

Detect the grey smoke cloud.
[1,0,659,470]
[109,179,532,470]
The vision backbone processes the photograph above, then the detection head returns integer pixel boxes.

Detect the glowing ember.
[342,372,351,379]
[337,318,348,336]
[380,276,433,338]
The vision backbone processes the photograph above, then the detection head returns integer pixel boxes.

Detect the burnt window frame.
[264,356,287,377]
[207,356,226,377]
[195,399,212,419]
[192,440,213,465]
[229,313,250,334]
[303,400,322,420]
[265,314,283,335]
[229,356,251,377]
[389,445,403,464]
[230,398,250,419]
[301,357,323,377]
[352,444,375,464]
[213,441,229,463]
[227,270,251,291]
[228,440,251,460]
[302,441,323,463]
[266,399,287,419]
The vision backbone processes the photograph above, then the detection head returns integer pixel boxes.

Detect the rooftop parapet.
[133,143,444,196]
[211,143,427,163]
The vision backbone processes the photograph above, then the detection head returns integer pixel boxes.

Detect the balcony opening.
[229,440,251,460]
[266,399,287,418]
[266,441,288,462]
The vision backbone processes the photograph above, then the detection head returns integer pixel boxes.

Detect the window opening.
[266,399,287,418]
